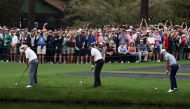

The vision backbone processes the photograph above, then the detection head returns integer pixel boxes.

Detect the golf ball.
[155,88,158,90]
[15,83,18,86]
[80,81,83,84]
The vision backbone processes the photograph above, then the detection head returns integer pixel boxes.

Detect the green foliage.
[63,0,190,27]
[0,0,23,26]
[1,0,190,27]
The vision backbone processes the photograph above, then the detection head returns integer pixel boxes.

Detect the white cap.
[21,44,28,49]
[160,49,166,54]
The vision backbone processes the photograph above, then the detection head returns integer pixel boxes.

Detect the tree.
[0,0,24,27]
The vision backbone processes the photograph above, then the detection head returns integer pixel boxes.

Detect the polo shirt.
[91,48,103,62]
[25,48,37,63]
[164,53,177,65]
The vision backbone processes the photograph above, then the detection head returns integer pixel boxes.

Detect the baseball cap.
[160,49,166,54]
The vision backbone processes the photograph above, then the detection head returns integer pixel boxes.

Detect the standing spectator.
[173,32,180,60]
[86,30,96,63]
[147,32,155,62]
[137,39,148,62]
[2,29,12,62]
[186,36,190,59]
[46,31,55,63]
[75,30,85,64]
[153,30,161,62]
[180,34,187,60]
[62,32,67,64]
[36,30,47,63]
[26,29,37,53]
[161,49,179,93]
[54,31,63,63]
[0,27,3,61]
[10,30,18,62]
[18,31,26,63]
[66,33,76,63]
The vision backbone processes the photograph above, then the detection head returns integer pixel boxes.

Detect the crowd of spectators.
[0,19,190,64]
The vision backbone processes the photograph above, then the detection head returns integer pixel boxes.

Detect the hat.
[140,39,143,42]
[160,49,166,54]
[21,45,28,49]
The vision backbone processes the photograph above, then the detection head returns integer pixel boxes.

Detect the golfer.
[21,45,39,88]
[89,44,104,87]
[161,49,179,93]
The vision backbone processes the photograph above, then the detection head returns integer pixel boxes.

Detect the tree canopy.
[1,0,190,27]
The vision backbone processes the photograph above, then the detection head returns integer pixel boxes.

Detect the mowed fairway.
[0,61,190,106]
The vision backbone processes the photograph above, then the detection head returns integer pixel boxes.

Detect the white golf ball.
[15,83,18,86]
[155,88,158,90]
[80,81,83,84]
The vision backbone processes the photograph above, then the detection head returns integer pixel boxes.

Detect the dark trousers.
[118,54,127,62]
[170,64,179,90]
[94,59,104,86]
[0,46,2,60]
[2,46,10,61]
[46,46,54,62]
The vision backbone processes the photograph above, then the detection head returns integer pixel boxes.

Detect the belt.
[170,64,178,67]
[95,59,104,63]
[30,59,38,63]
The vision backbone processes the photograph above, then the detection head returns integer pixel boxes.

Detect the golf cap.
[21,45,28,49]
[160,49,166,54]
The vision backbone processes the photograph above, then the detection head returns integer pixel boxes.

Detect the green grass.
[0,61,190,106]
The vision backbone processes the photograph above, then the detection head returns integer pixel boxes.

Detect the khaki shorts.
[67,47,74,54]
[10,46,17,54]
[37,46,46,55]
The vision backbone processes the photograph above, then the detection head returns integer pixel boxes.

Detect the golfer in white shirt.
[21,45,39,88]
[89,44,104,87]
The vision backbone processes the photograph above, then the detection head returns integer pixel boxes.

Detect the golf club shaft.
[17,68,27,84]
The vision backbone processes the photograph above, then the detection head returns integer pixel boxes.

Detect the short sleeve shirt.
[164,53,177,65]
[25,48,37,63]
[91,48,103,62]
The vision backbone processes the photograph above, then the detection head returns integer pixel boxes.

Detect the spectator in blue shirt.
[137,39,148,62]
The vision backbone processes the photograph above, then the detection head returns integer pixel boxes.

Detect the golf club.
[15,68,28,86]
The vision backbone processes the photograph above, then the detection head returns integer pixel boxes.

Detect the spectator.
[153,30,161,62]
[137,39,148,62]
[26,29,37,53]
[128,41,139,62]
[46,31,55,63]
[0,27,3,61]
[18,31,26,63]
[46,31,55,64]
[62,32,67,64]
[36,30,47,63]
[75,30,85,64]
[2,29,12,62]
[10,30,18,62]
[54,31,63,63]
[118,42,128,63]
[186,36,190,59]
[66,33,76,63]
[147,31,155,62]
[105,41,116,63]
